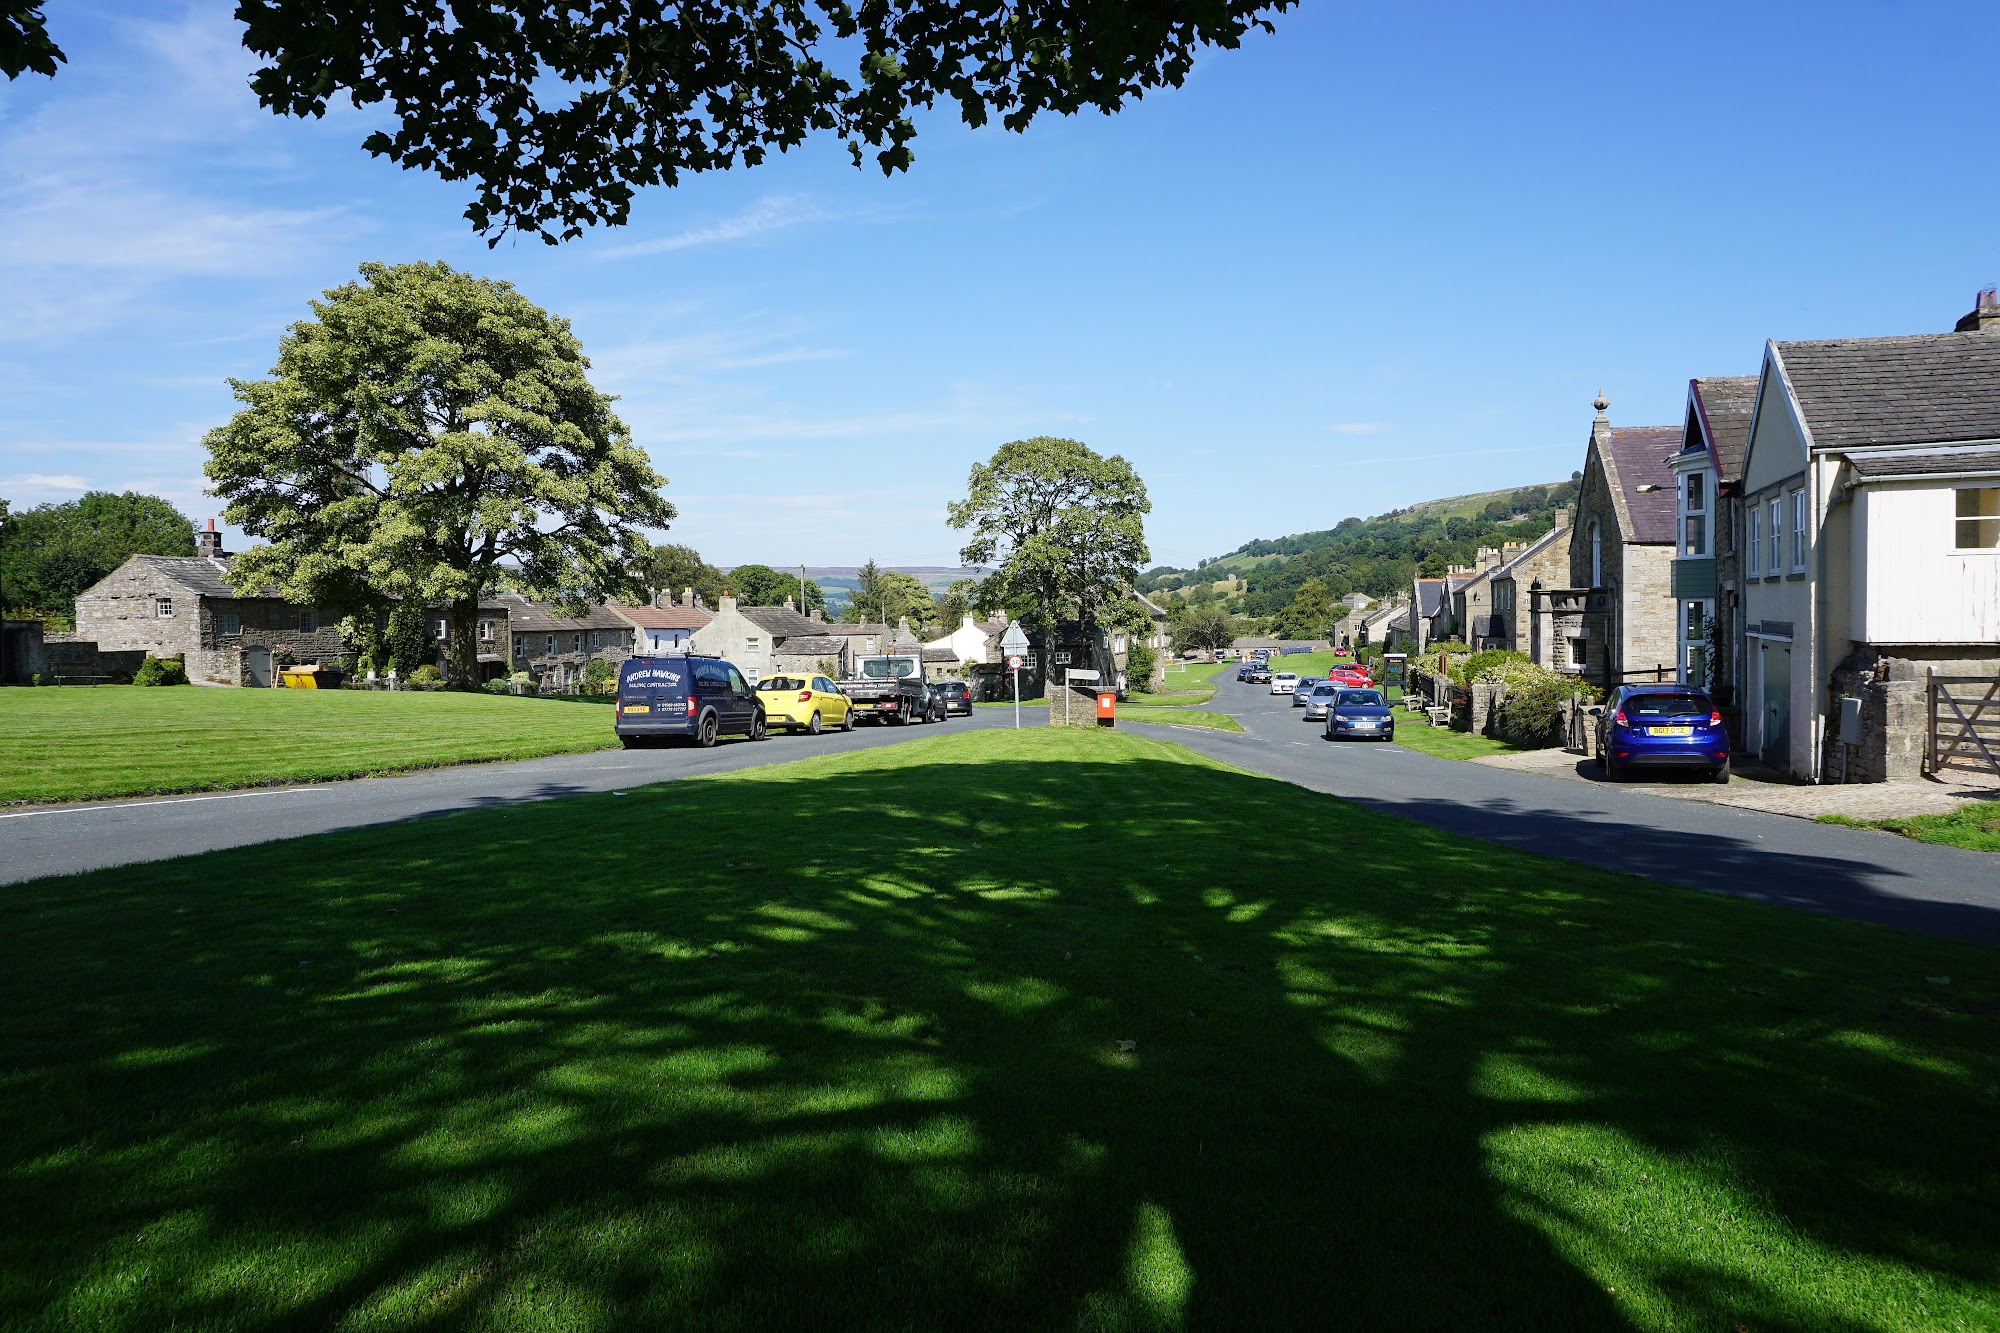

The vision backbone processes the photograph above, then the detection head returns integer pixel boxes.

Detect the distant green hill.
[745,566,984,614]
[1140,479,1577,618]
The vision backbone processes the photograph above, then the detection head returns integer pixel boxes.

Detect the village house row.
[4,522,1170,699]
[1325,289,2000,785]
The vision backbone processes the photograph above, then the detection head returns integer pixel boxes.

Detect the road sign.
[999,620,1029,654]
[1007,654,1023,670]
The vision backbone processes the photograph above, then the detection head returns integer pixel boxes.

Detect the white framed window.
[434,618,448,640]
[479,619,492,641]
[217,612,241,637]
[571,633,582,653]
[1747,506,1761,574]
[156,596,173,618]
[1790,490,1807,571]
[1589,521,1602,586]
[1766,496,1783,575]
[545,634,555,655]
[300,609,317,634]
[1681,472,1708,556]
[1955,486,2000,550]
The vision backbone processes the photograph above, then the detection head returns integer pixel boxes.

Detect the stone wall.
[1826,645,2000,782]
[2,623,147,682]
[73,564,206,657]
[1047,682,1109,727]
[1620,542,1680,682]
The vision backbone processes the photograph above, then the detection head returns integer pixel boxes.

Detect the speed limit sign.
[1007,654,1023,670]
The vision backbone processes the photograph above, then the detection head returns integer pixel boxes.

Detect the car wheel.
[1603,755,1623,782]
[805,710,822,735]
[1712,761,1731,784]
[620,735,644,750]
[695,712,719,748]
[749,710,767,741]
[841,708,855,732]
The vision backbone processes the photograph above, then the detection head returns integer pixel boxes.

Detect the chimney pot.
[1956,285,2000,333]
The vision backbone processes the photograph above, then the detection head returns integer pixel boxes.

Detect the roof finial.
[1592,387,1610,417]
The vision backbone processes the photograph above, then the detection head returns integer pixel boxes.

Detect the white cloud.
[599,194,865,258]
[3,474,90,495]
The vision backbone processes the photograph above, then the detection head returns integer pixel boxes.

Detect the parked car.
[1323,688,1395,741]
[1245,664,1272,684]
[932,679,972,716]
[1303,682,1341,720]
[1237,664,1259,682]
[1595,685,1730,782]
[1269,671,1300,696]
[1291,676,1323,707]
[754,674,854,735]
[615,654,766,748]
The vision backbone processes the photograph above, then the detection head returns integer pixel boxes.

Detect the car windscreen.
[860,658,915,679]
[1626,692,1709,718]
[1338,691,1385,706]
[619,660,690,697]
[760,676,806,692]
[1310,684,1338,696]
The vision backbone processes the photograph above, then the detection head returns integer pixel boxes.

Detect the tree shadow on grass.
[2,738,1997,1330]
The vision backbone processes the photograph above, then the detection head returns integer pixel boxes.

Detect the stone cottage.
[72,524,347,685]
[1487,513,1570,656]
[498,595,633,689]
[687,597,823,684]
[1535,394,1680,687]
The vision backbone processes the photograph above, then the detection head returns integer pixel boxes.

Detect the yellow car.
[754,674,854,734]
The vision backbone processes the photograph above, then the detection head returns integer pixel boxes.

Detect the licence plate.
[624,705,650,714]
[1650,725,1691,736]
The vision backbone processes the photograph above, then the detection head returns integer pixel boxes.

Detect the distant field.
[0,687,619,803]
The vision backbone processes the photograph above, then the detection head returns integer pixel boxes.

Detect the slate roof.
[134,555,258,598]
[499,595,631,632]
[1471,614,1507,639]
[818,621,894,638]
[1843,443,2000,478]
[609,602,712,631]
[1414,579,1445,617]
[1689,375,1757,484]
[740,605,821,638]
[776,634,848,656]
[1772,331,2000,451]
[1596,427,1681,544]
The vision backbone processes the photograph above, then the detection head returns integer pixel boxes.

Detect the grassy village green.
[0,687,619,803]
[3,728,1995,1330]
[1819,802,2000,854]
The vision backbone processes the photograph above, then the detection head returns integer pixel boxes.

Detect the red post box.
[1096,691,1116,726]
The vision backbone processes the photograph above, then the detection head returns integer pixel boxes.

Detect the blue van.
[615,655,767,748]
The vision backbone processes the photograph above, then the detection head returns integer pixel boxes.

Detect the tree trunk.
[447,596,481,689]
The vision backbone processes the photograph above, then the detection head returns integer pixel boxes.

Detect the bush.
[483,676,514,694]
[583,658,615,695]
[1126,642,1157,693]
[408,663,444,686]
[1412,641,1475,680]
[132,655,190,687]
[1480,660,1601,747]
[1454,649,1528,686]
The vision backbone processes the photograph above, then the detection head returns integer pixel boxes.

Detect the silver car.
[1291,676,1323,707]
[1303,682,1340,719]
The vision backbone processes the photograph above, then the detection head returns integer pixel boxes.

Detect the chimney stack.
[1955,285,2000,333]
[1554,507,1572,532]
[195,518,226,560]
[784,595,796,611]
[683,586,694,608]
[718,594,737,614]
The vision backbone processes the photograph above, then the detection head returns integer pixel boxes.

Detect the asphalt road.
[1148,673,2000,945]
[8,679,1997,946]
[0,706,1032,886]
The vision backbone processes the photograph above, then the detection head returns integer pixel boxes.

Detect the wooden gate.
[1928,672,2000,778]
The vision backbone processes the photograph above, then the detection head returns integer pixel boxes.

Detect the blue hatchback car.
[1594,684,1730,782]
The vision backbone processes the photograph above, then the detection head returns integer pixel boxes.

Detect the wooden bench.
[53,674,112,686]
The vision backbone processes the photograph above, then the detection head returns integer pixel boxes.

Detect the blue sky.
[4,1,1999,570]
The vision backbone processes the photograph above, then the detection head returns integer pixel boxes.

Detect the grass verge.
[1818,801,2000,853]
[1392,721,1540,761]
[0,686,618,803]
[1118,706,1243,731]
[2,728,1995,1329]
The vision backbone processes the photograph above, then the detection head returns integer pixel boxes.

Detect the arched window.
[1589,521,1602,587]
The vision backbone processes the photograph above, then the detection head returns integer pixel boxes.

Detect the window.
[1767,496,1783,575]
[218,612,241,637]
[1681,472,1708,556]
[545,635,555,656]
[434,618,448,640]
[514,640,526,658]
[1748,505,1762,574]
[571,633,582,653]
[1956,487,2000,550]
[300,609,317,634]
[479,619,492,641]
[1790,490,1807,571]
[1589,521,1602,586]
[156,596,173,618]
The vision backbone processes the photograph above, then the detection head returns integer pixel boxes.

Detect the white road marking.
[1,787,318,820]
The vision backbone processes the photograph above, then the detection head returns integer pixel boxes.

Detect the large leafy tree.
[1169,604,1236,657]
[949,436,1149,648]
[204,261,672,686]
[618,539,726,608]
[0,491,195,625]
[838,560,927,626]
[725,562,825,611]
[1268,577,1335,640]
[5,3,1294,243]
